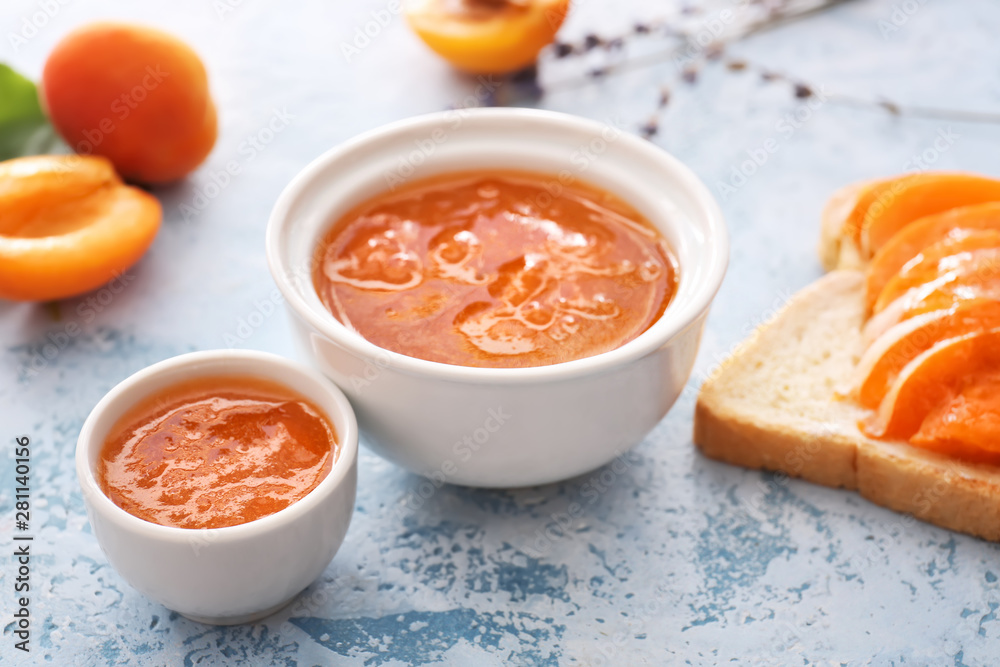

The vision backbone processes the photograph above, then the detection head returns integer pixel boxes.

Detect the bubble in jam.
[313,170,679,368]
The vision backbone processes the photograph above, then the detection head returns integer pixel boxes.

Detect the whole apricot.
[406,0,571,74]
[42,23,217,184]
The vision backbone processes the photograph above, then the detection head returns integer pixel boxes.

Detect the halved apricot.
[862,328,1000,442]
[852,299,1000,410]
[864,202,1000,311]
[405,0,571,74]
[857,172,1000,257]
[0,155,161,301]
[872,232,1000,313]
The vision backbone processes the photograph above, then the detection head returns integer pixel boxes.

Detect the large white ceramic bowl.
[267,108,727,487]
[75,349,358,625]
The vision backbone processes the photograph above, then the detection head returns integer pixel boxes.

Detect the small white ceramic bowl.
[267,108,727,487]
[75,349,358,625]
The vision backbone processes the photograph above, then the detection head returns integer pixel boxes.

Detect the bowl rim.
[75,349,359,544]
[266,107,728,383]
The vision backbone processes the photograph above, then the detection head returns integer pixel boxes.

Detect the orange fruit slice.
[862,328,1000,442]
[872,232,1000,313]
[862,268,1000,347]
[858,172,1000,257]
[852,299,1000,409]
[911,370,1000,465]
[842,172,1000,259]
[864,202,1000,311]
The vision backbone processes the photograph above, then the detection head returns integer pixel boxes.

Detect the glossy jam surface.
[313,170,679,368]
[99,376,337,529]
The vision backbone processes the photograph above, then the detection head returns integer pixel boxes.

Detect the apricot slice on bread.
[872,232,1000,313]
[863,275,1000,347]
[862,328,1000,451]
[912,371,1000,464]
[852,299,1000,410]
[857,173,1000,257]
[864,202,1000,311]
[834,173,1000,259]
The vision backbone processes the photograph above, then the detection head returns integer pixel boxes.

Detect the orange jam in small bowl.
[76,350,358,624]
[99,375,338,529]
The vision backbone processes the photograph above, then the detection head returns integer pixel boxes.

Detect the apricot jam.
[98,376,337,529]
[313,170,679,368]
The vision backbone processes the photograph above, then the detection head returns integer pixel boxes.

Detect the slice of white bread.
[694,270,1000,541]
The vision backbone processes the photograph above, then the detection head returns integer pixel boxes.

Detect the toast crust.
[694,270,1000,541]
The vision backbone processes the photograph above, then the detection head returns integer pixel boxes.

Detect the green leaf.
[0,63,67,161]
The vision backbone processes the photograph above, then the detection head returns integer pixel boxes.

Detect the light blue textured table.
[3,1,1000,664]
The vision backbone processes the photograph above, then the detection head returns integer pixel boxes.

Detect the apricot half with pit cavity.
[0,155,161,301]
[406,0,571,74]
